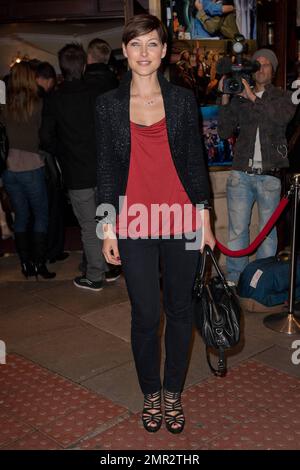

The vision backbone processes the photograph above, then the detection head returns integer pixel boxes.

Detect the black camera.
[217,35,260,94]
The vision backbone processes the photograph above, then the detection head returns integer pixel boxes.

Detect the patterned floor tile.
[0,401,66,429]
[0,354,127,445]
[41,397,127,448]
[204,359,300,410]
[266,405,300,429]
[0,413,33,448]
[206,429,257,450]
[78,413,205,451]
[2,353,300,450]
[215,417,300,450]
[2,431,63,450]
[182,382,261,425]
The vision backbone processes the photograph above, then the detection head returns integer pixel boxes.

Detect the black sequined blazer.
[95,71,210,214]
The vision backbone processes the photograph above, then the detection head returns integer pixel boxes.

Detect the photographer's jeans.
[226,171,281,284]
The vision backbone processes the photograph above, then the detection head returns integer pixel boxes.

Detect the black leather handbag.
[193,245,241,377]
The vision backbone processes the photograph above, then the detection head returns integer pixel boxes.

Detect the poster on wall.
[164,0,256,41]
[201,105,235,167]
[169,39,222,105]
[163,2,258,167]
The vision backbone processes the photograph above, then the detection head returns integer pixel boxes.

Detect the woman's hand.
[102,224,121,265]
[218,75,225,93]
[200,209,216,252]
[218,76,230,105]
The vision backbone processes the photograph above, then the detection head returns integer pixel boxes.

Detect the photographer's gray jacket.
[218,83,296,170]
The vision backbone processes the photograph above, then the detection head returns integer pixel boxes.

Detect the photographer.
[218,48,296,285]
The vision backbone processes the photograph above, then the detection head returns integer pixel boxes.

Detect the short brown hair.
[88,38,111,64]
[58,43,86,80]
[122,14,168,46]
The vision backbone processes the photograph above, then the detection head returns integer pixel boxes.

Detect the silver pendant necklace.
[130,82,158,106]
[144,98,156,106]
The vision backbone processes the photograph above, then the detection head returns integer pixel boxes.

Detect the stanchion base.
[264,312,300,335]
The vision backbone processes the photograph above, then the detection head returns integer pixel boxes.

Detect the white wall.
[0,38,58,77]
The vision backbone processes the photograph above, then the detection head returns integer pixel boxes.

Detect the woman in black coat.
[95,14,215,434]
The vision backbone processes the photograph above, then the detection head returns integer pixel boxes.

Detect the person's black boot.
[33,232,56,280]
[34,263,56,279]
[20,262,36,278]
[48,252,69,264]
[14,232,35,278]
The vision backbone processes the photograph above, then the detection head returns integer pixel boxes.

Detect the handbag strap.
[206,347,226,377]
[203,245,232,296]
[193,247,207,297]
[194,245,231,296]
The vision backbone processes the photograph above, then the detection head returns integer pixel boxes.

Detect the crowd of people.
[0,12,298,434]
[172,47,221,104]
[0,38,121,285]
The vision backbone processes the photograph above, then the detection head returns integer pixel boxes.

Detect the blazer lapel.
[158,72,178,150]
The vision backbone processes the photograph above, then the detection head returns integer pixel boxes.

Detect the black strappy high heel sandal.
[164,390,185,434]
[142,390,162,433]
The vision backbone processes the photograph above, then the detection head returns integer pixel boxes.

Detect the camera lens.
[228,79,240,92]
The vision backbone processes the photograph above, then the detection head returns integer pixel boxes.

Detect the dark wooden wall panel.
[0,0,126,21]
[97,0,125,14]
[257,0,297,89]
[13,0,97,18]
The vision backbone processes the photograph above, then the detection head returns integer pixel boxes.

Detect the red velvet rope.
[216,196,290,257]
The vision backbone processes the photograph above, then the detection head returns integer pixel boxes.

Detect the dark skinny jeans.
[118,236,200,395]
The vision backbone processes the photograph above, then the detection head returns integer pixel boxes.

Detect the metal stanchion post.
[264,174,300,334]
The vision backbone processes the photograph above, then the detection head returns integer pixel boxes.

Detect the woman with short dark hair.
[95,13,215,434]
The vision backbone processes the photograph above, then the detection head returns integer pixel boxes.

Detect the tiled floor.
[1,253,300,450]
[0,354,127,450]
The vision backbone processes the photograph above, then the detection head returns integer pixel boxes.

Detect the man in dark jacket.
[40,43,118,291]
[34,61,69,264]
[84,38,119,95]
[218,48,296,285]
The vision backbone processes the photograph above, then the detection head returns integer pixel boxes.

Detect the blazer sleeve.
[95,95,117,209]
[184,91,211,207]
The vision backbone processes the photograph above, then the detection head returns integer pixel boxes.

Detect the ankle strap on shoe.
[164,390,181,406]
[144,391,161,408]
